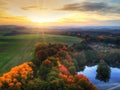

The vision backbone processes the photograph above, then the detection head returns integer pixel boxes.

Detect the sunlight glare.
[30,17,56,23]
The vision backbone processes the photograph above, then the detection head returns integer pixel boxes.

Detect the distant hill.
[0,25,120,36]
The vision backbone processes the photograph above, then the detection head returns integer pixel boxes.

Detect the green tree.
[96,62,111,82]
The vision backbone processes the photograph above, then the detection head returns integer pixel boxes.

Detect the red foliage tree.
[59,65,70,75]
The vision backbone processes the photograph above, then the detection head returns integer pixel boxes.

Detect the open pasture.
[0,34,82,75]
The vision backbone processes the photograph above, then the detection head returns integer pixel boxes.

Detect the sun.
[30,17,56,23]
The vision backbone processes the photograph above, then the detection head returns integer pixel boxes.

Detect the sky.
[0,0,120,26]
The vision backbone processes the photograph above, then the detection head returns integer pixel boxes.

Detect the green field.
[0,34,82,75]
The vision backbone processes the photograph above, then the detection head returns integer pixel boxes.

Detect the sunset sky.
[0,0,120,26]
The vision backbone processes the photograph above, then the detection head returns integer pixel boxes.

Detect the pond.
[78,65,120,90]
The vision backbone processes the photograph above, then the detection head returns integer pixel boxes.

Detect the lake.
[78,65,120,90]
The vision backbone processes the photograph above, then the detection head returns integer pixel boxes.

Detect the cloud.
[57,2,120,14]
[0,0,8,10]
[21,5,47,10]
[0,16,29,21]
[57,17,94,23]
[0,12,31,24]
[98,20,120,26]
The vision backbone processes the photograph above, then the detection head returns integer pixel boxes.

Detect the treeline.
[60,31,120,47]
[30,43,97,90]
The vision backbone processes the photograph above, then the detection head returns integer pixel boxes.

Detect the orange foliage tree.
[0,62,33,89]
[59,73,74,84]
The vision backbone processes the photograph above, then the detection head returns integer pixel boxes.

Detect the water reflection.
[78,65,120,90]
[96,62,111,82]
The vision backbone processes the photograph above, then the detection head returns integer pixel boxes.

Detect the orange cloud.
[21,6,47,10]
[0,12,32,24]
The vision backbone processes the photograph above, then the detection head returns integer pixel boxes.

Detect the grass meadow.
[0,34,82,75]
